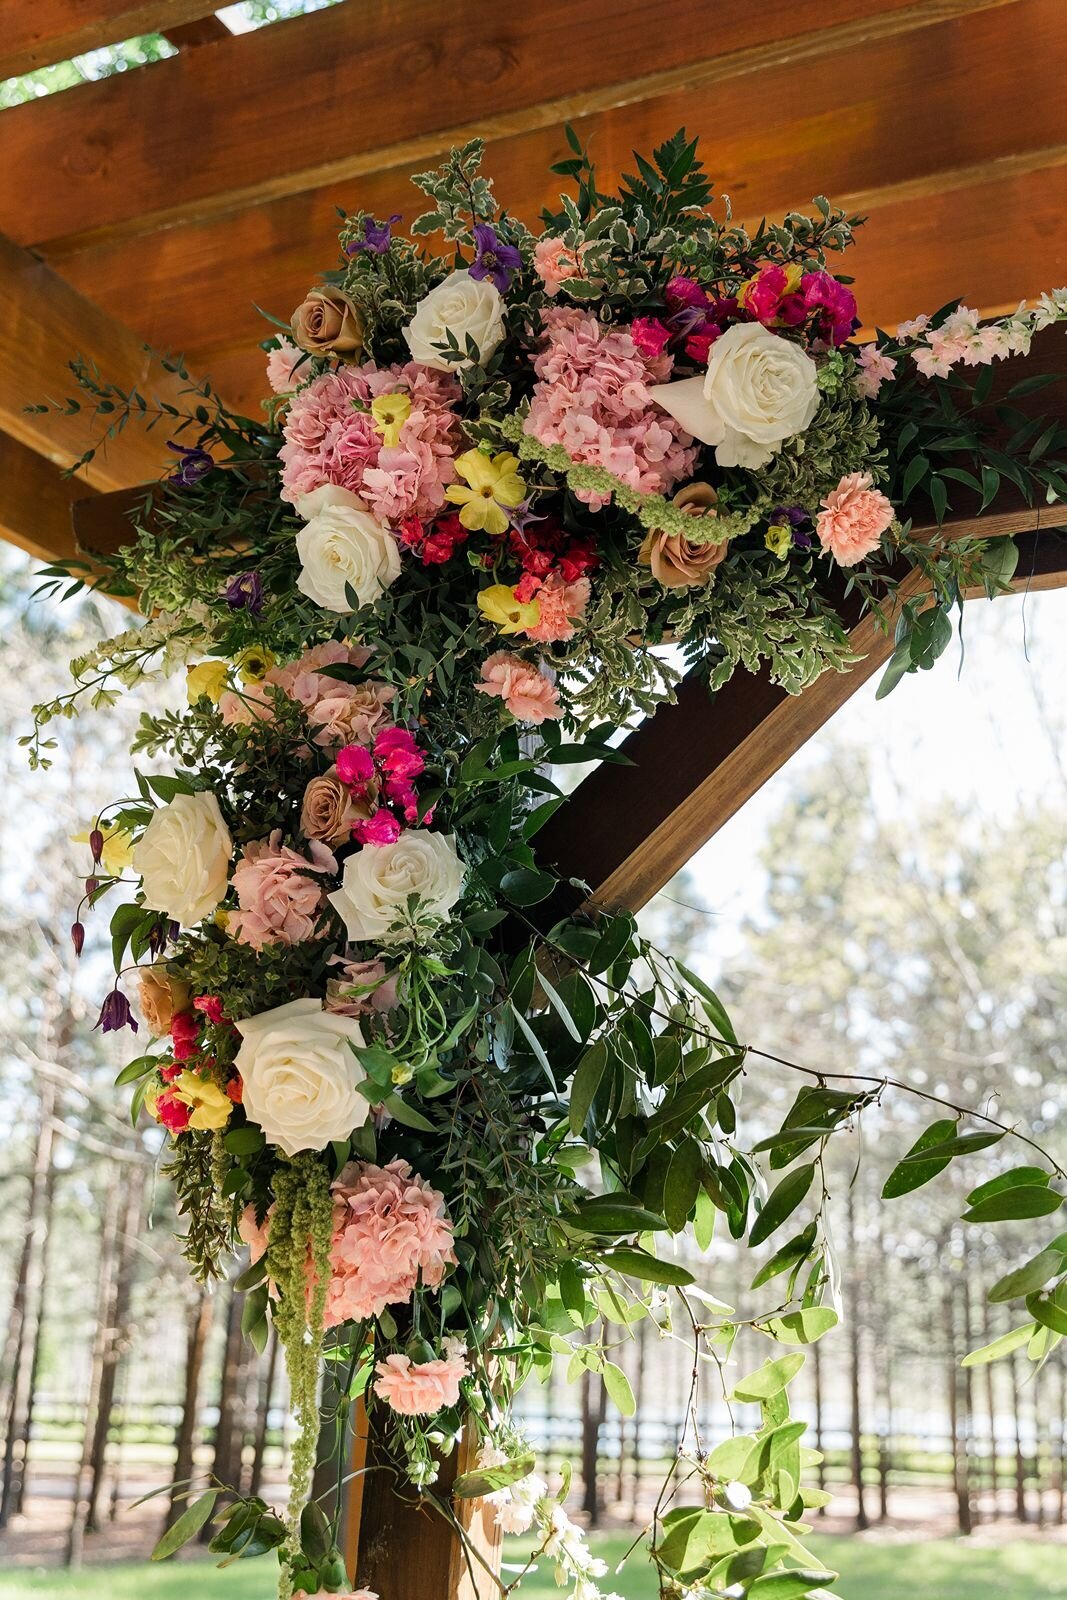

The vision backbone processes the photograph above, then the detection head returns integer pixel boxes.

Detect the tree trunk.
[845,1187,868,1531]
[0,1078,58,1527]
[812,1332,826,1511]
[1011,1350,1029,1524]
[169,1288,214,1519]
[981,1293,1001,1518]
[961,1266,977,1530]
[66,1179,121,1567]
[580,1347,607,1527]
[208,1273,252,1520]
[249,1329,279,1501]
[629,1318,647,1523]
[944,1272,972,1536]
[85,1165,144,1534]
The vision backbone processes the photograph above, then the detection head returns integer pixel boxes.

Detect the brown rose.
[300,771,374,846]
[138,965,192,1036]
[291,287,364,361]
[638,482,728,588]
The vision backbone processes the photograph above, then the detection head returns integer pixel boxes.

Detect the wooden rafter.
[0,2,222,78]
[0,0,1023,254]
[41,0,1067,415]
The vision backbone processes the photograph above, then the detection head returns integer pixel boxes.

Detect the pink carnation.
[524,309,697,508]
[523,572,590,644]
[228,830,337,950]
[265,337,304,395]
[476,652,563,725]
[815,472,895,567]
[532,236,585,296]
[373,1350,469,1416]
[322,1159,456,1328]
[309,1591,378,1600]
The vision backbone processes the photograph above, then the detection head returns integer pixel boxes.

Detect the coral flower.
[476,652,563,724]
[446,450,526,535]
[815,472,895,566]
[373,1350,469,1416]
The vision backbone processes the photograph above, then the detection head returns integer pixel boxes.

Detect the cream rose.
[403,269,505,371]
[328,833,465,944]
[294,485,402,612]
[234,997,369,1157]
[132,791,232,927]
[650,322,819,469]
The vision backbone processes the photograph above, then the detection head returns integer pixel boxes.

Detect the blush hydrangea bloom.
[280,361,462,520]
[323,1159,456,1327]
[524,310,697,509]
[229,831,337,950]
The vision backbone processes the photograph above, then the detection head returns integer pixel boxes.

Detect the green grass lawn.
[1,1536,1065,1598]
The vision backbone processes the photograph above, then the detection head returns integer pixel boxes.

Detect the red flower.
[193,994,227,1026]
[156,1090,192,1132]
[170,1011,200,1062]
[226,1076,244,1104]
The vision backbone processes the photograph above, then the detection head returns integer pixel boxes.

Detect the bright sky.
[663,587,1067,975]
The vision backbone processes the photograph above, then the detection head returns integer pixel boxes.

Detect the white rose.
[234,997,369,1157]
[403,269,506,371]
[295,493,402,612]
[650,322,819,469]
[132,790,232,927]
[328,833,465,944]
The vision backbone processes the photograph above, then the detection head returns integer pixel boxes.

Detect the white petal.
[648,376,725,447]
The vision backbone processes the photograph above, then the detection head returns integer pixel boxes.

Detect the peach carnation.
[323,1159,456,1328]
[373,1348,469,1416]
[522,573,590,645]
[475,653,562,725]
[228,831,337,950]
[815,472,895,567]
[532,237,586,296]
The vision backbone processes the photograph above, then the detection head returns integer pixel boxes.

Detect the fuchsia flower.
[353,810,402,847]
[336,743,376,787]
[739,263,806,329]
[229,832,337,950]
[476,653,563,725]
[631,317,672,358]
[815,472,895,566]
[374,726,425,781]
[170,1011,200,1062]
[800,269,858,346]
[373,1348,469,1416]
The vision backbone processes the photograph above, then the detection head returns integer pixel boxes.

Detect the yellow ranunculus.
[72,820,134,876]
[764,523,792,560]
[173,1070,233,1131]
[234,645,276,684]
[477,584,541,636]
[370,391,412,449]
[186,660,229,705]
[446,449,526,537]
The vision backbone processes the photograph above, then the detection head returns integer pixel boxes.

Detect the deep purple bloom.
[769,505,808,527]
[95,987,138,1035]
[346,213,401,255]
[88,827,104,863]
[223,570,265,618]
[469,224,522,294]
[167,440,215,487]
[71,922,85,957]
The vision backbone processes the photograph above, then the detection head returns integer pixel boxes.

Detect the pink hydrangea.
[373,1349,469,1416]
[280,361,462,517]
[325,957,398,1017]
[322,1159,456,1328]
[524,309,697,509]
[815,472,895,567]
[476,652,563,724]
[229,831,337,950]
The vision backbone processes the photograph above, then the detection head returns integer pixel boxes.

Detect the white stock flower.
[234,997,369,1157]
[403,269,506,370]
[328,832,465,944]
[651,321,819,469]
[132,790,232,927]
[294,485,401,612]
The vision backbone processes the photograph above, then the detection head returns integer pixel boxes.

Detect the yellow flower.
[234,645,276,684]
[173,1071,233,1131]
[764,523,793,560]
[72,820,134,876]
[370,391,412,448]
[446,449,525,536]
[477,584,541,636]
[186,660,229,705]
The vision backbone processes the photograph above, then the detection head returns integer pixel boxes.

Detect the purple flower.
[469,224,522,294]
[346,213,401,255]
[223,570,265,618]
[71,922,85,957]
[769,505,808,527]
[507,499,548,536]
[167,440,214,487]
[95,987,138,1035]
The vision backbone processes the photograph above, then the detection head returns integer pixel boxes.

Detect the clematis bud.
[88,828,104,863]
[85,877,100,897]
[71,922,85,957]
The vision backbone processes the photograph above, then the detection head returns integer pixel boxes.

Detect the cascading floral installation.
[29,132,1067,1600]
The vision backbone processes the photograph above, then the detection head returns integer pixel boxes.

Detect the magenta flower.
[631,317,672,359]
[336,743,376,787]
[353,810,402,847]
[801,271,858,346]
[373,726,425,781]
[469,224,522,293]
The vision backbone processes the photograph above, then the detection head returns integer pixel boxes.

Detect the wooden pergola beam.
[0,230,229,493]
[0,0,1020,253]
[0,1,222,77]
[0,432,97,564]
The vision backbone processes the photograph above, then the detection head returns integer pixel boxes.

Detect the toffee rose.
[137,965,192,1036]
[300,771,372,845]
[291,286,364,361]
[638,482,728,588]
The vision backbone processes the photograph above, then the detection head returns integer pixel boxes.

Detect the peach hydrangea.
[815,472,895,567]
[475,652,563,725]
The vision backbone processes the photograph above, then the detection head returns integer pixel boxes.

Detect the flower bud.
[89,828,105,863]
[71,922,85,957]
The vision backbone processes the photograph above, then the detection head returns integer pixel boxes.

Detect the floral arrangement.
[30,132,1067,1600]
